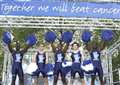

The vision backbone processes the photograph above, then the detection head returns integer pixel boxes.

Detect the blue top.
[71,51,81,63]
[36,52,46,65]
[55,50,65,63]
[90,50,101,61]
[12,51,23,64]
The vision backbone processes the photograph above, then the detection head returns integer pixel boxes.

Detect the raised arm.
[21,45,31,54]
[62,43,69,53]
[35,52,39,65]
[7,43,14,53]
[51,43,56,52]
[99,41,107,51]
[84,42,92,52]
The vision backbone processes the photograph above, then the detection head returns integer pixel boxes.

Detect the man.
[32,44,48,85]
[85,41,106,85]
[70,42,85,85]
[51,42,69,85]
[8,41,30,85]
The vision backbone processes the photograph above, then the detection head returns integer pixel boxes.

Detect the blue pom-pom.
[81,60,94,74]
[62,66,71,75]
[82,60,92,66]
[2,31,14,44]
[101,30,113,41]
[62,61,72,75]
[61,31,73,43]
[45,31,56,43]
[81,31,92,43]
[25,34,37,46]
[45,64,54,76]
[45,64,54,72]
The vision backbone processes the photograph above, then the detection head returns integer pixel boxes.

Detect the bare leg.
[91,76,95,85]
[61,76,67,85]
[11,76,16,85]
[19,76,24,85]
[44,77,48,85]
[53,75,58,85]
[99,76,104,85]
[81,78,86,85]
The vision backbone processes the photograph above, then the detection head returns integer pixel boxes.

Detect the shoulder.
[12,50,16,55]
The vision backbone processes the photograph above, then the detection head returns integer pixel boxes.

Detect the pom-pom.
[101,30,113,41]
[2,31,14,44]
[45,64,54,76]
[61,31,73,43]
[45,31,56,43]
[81,31,92,43]
[81,60,94,74]
[25,34,37,46]
[62,61,72,75]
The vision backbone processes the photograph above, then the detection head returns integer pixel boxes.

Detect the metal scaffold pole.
[108,38,120,85]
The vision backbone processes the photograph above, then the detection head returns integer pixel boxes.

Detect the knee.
[91,77,96,81]
[19,77,24,82]
[61,76,66,82]
[54,75,58,80]
[71,76,74,80]
[53,75,58,85]
[12,75,16,81]
[99,76,104,82]
[62,78,67,85]
[11,77,16,85]
[71,72,75,79]
[71,75,75,79]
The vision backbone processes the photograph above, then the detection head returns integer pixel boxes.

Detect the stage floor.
[24,74,99,85]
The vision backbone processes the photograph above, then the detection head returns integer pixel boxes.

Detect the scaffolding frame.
[0,16,120,30]
[0,15,120,85]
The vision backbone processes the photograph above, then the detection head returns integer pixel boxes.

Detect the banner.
[0,1,120,19]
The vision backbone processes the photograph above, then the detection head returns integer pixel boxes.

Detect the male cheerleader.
[51,42,69,85]
[85,41,106,85]
[8,41,30,85]
[32,44,48,85]
[70,42,85,85]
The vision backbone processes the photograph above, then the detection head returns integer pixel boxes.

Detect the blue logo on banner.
[0,1,120,19]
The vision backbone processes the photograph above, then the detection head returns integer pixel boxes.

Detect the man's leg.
[19,76,24,85]
[18,68,24,85]
[98,63,104,85]
[79,70,85,85]
[11,66,17,85]
[53,64,59,85]
[91,63,96,85]
[61,72,67,85]
[99,76,104,85]
[53,74,59,85]
[98,70,104,85]
[91,76,96,85]
[42,72,48,85]
[70,70,75,85]
[11,75,16,85]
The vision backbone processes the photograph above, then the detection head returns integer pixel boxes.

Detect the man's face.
[57,44,62,51]
[72,43,79,50]
[93,42,98,50]
[16,41,20,51]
